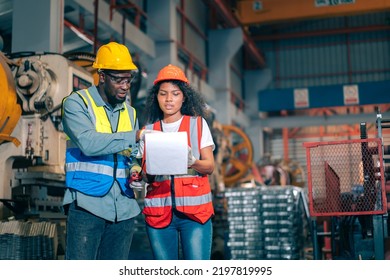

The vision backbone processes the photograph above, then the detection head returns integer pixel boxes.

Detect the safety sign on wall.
[343,84,359,105]
[294,88,309,108]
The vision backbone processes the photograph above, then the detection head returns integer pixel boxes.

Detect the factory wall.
[259,12,390,89]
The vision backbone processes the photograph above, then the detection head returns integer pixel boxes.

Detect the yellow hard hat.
[92,42,138,70]
[154,64,189,85]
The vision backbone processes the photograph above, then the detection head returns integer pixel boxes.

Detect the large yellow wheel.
[0,52,21,146]
[221,125,253,186]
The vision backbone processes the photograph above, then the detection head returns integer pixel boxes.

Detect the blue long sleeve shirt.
[62,86,140,222]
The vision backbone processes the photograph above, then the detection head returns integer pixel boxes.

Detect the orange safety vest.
[142,115,214,228]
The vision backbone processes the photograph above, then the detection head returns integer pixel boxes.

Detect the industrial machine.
[0,52,93,220]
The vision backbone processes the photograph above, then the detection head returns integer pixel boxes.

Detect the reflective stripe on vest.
[144,196,172,207]
[65,162,126,178]
[144,193,212,207]
[64,88,135,197]
[142,116,214,228]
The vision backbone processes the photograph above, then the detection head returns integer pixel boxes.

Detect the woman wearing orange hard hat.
[136,64,215,260]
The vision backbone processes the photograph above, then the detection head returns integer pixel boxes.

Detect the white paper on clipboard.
[145,131,188,175]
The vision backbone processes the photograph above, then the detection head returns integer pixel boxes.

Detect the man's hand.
[128,165,144,190]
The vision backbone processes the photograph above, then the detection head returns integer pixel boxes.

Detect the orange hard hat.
[153,64,189,85]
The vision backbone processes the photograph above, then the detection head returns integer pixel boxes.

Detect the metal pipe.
[93,0,99,53]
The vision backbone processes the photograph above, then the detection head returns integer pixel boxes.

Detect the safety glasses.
[103,71,136,85]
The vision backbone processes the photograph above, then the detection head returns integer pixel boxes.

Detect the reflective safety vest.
[64,88,136,197]
[142,115,214,228]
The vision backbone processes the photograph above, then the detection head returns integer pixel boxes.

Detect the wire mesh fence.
[303,138,387,217]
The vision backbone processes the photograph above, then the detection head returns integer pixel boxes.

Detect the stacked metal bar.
[225,186,306,260]
[0,220,57,259]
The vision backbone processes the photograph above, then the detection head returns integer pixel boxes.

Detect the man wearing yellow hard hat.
[62,42,142,260]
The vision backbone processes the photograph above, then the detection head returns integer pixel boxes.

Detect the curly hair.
[143,80,209,124]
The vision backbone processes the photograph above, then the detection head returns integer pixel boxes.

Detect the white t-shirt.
[137,116,215,157]
[160,116,215,150]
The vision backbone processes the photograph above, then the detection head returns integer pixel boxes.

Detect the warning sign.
[294,88,309,108]
[343,85,359,105]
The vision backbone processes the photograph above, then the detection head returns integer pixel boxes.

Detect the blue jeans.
[65,202,135,260]
[146,211,213,260]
